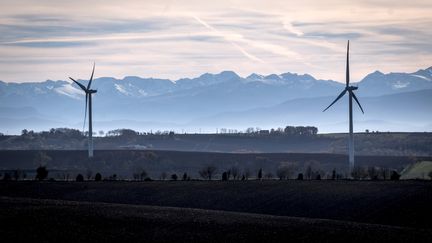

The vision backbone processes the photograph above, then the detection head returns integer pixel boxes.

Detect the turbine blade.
[87,62,95,89]
[346,40,350,87]
[352,92,364,114]
[83,93,88,133]
[323,89,347,112]
[69,77,87,91]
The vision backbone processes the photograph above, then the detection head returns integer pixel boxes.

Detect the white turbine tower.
[323,41,364,173]
[69,63,97,158]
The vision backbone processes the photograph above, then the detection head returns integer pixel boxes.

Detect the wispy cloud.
[193,16,264,63]
[0,0,431,82]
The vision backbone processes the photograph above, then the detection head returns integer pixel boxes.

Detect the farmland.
[1,149,430,179]
[1,180,431,242]
[1,131,431,156]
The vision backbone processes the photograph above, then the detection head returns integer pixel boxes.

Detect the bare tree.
[230,166,240,180]
[12,169,23,181]
[351,166,368,180]
[257,168,263,180]
[33,151,52,168]
[305,165,313,180]
[264,172,273,179]
[379,167,390,180]
[199,165,217,180]
[304,160,320,180]
[276,162,297,180]
[160,172,167,180]
[244,168,251,180]
[367,166,379,180]
[86,169,93,180]
[276,166,289,180]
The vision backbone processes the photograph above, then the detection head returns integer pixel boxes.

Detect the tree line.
[2,163,416,182]
[17,125,318,139]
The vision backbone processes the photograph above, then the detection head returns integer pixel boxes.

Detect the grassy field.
[401,161,432,179]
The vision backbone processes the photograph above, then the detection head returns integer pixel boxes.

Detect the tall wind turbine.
[69,63,97,158]
[323,41,364,173]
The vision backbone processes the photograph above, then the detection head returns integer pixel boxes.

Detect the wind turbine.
[69,63,97,158]
[323,41,364,173]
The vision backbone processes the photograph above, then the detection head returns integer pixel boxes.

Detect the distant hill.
[0,67,431,134]
[191,89,432,133]
[1,132,431,156]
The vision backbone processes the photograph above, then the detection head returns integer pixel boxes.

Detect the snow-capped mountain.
[0,67,431,134]
[356,67,432,96]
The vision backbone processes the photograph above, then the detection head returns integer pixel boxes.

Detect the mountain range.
[1,67,432,134]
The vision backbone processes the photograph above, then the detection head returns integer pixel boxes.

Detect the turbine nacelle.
[347,86,358,91]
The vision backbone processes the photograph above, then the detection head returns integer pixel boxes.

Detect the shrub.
[140,170,148,181]
[95,173,102,181]
[390,171,401,181]
[76,174,84,182]
[36,166,48,181]
[257,168,262,180]
[331,169,336,180]
[171,174,178,181]
[182,172,188,181]
[297,173,303,180]
[2,173,11,181]
[12,169,23,181]
[222,172,228,181]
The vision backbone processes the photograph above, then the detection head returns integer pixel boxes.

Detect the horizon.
[1,65,432,84]
[1,0,432,83]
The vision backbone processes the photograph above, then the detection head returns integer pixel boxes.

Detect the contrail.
[193,16,264,63]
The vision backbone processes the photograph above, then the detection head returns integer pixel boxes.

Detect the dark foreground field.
[1,180,432,242]
[1,197,430,243]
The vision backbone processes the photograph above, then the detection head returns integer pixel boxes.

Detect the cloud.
[192,15,264,63]
[282,19,304,37]
[0,0,431,83]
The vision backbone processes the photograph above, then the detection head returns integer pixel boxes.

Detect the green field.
[401,161,432,179]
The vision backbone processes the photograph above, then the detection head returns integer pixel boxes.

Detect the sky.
[0,0,431,83]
